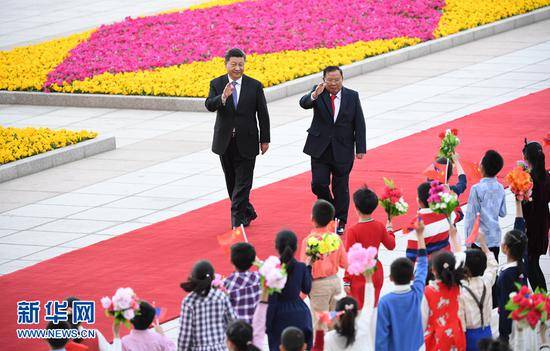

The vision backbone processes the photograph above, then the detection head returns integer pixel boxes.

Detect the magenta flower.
[45,0,444,87]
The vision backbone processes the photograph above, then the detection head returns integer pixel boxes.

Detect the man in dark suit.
[300,66,366,235]
[205,48,270,228]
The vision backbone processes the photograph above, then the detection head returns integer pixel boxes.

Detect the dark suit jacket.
[205,74,270,159]
[299,86,366,164]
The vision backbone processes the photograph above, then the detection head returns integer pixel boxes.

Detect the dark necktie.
[231,81,238,107]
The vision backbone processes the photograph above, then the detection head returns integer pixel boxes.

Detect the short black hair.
[281,326,305,351]
[231,242,256,272]
[46,320,70,348]
[131,301,156,330]
[417,182,431,208]
[353,186,378,215]
[390,257,414,285]
[465,249,487,277]
[435,157,453,181]
[477,338,511,351]
[323,66,343,78]
[226,320,260,351]
[312,199,335,227]
[225,48,246,63]
[481,150,503,177]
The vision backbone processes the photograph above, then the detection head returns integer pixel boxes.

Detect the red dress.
[343,220,395,308]
[424,281,466,351]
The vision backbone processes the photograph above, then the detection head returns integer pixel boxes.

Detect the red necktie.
[330,94,336,118]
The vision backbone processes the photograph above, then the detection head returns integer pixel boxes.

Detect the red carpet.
[2,89,548,350]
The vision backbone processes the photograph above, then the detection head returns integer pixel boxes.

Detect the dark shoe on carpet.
[336,222,346,236]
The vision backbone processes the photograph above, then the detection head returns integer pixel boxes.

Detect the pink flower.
[122,308,135,320]
[44,0,444,87]
[100,296,112,309]
[347,243,377,275]
[258,256,288,291]
[212,273,224,288]
[112,287,135,311]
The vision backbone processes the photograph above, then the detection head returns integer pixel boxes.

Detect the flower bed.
[0,126,97,165]
[0,0,549,98]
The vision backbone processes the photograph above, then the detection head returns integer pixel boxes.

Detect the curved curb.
[1,6,549,112]
[0,135,116,183]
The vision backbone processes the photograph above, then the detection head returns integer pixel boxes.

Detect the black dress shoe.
[336,223,346,236]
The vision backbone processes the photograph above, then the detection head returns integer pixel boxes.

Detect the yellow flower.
[0,126,97,165]
[307,237,320,247]
[0,31,93,91]
[2,0,550,97]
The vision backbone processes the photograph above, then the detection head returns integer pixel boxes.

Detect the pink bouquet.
[255,256,288,295]
[347,243,378,276]
[101,287,140,328]
[427,180,459,224]
[211,273,228,293]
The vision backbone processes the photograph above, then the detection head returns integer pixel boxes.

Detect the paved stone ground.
[0,0,203,49]
[0,3,549,347]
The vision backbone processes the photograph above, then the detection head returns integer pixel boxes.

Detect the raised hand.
[222,82,234,100]
[312,83,326,99]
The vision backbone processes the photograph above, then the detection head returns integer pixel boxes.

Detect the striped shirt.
[406,208,451,261]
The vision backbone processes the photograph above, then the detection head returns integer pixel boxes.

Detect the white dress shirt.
[222,75,242,106]
[311,89,341,122]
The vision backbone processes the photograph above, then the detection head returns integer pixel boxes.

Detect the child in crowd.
[376,218,428,351]
[422,248,466,351]
[299,200,347,350]
[113,300,175,351]
[268,230,313,351]
[405,182,451,262]
[46,321,71,351]
[458,230,498,351]
[477,339,511,351]
[324,271,376,351]
[225,320,261,351]
[433,153,468,196]
[224,243,261,324]
[464,150,506,260]
[497,199,528,345]
[344,186,396,307]
[178,260,236,351]
[280,327,307,351]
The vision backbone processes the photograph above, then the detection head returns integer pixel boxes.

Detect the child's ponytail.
[432,251,464,288]
[335,297,359,347]
[180,260,214,296]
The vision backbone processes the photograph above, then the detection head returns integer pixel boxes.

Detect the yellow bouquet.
[306,233,341,263]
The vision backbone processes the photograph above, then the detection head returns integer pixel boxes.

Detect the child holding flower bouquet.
[224,243,261,324]
[344,186,396,308]
[300,200,347,351]
[268,230,313,351]
[405,182,452,262]
[324,271,376,351]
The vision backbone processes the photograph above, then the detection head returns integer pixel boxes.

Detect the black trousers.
[220,137,256,227]
[527,253,547,292]
[310,144,353,224]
